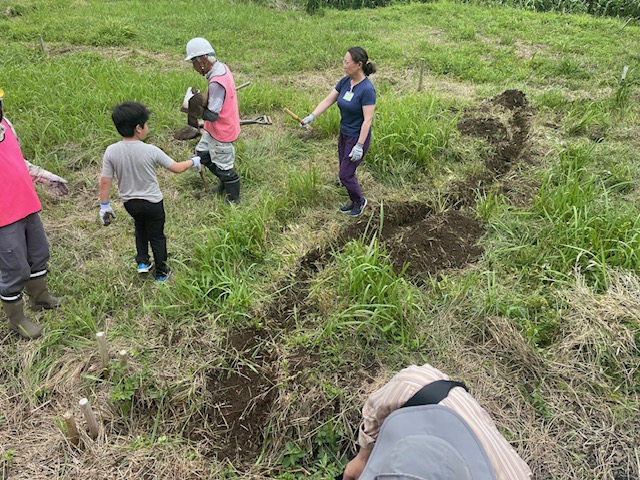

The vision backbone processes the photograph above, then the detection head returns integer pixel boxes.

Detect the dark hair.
[348,46,377,76]
[111,101,150,137]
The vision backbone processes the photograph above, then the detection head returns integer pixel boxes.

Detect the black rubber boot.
[25,276,64,311]
[212,181,225,194]
[3,298,43,339]
[224,178,241,204]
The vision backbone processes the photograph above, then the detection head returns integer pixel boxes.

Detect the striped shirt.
[358,364,532,479]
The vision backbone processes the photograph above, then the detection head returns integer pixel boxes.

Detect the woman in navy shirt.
[303,47,376,217]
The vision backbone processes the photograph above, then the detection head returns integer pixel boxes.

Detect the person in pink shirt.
[185,37,242,204]
[0,88,68,339]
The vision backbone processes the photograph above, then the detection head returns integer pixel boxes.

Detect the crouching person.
[342,364,532,480]
[0,88,67,339]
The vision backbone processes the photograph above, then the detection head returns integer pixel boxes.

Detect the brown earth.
[207,89,533,466]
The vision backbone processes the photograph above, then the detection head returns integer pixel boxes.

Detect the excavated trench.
[205,89,533,465]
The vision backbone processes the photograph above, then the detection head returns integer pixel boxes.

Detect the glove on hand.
[349,143,364,162]
[301,114,315,126]
[27,162,70,196]
[190,156,202,172]
[187,91,207,128]
[46,174,69,196]
[100,202,116,226]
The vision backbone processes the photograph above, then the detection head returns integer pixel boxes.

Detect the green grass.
[1,0,640,478]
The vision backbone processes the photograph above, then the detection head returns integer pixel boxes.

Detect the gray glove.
[190,156,202,172]
[349,143,364,162]
[301,113,315,126]
[45,174,69,196]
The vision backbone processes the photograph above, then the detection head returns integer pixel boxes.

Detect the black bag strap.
[401,380,468,408]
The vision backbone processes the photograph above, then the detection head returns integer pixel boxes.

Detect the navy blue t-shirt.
[335,76,376,137]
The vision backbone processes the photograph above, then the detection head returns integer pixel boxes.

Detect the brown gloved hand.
[187,90,206,128]
[174,125,202,141]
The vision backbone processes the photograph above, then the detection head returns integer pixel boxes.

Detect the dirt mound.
[384,210,485,277]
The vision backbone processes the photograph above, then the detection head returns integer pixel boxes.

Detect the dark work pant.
[123,199,168,276]
[337,131,371,204]
[0,213,50,302]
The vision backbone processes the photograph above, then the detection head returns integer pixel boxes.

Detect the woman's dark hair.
[348,46,377,76]
[111,101,150,137]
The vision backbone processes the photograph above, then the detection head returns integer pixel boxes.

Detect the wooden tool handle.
[236,81,251,91]
[199,170,209,192]
[283,108,312,131]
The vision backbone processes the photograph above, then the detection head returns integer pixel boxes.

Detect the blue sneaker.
[349,198,368,217]
[339,202,354,213]
[155,271,171,283]
[137,262,153,274]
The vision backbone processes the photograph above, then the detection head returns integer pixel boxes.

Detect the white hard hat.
[185,37,215,61]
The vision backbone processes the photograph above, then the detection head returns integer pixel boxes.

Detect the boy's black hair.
[111,101,150,137]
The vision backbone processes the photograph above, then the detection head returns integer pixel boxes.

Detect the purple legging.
[337,131,371,204]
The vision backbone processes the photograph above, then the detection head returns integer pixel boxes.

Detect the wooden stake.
[418,58,426,92]
[63,411,80,446]
[79,398,99,440]
[118,350,128,368]
[38,35,45,52]
[96,331,109,370]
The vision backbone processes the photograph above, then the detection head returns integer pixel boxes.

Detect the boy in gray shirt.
[99,102,200,282]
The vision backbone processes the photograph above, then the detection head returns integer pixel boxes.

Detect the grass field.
[1,0,639,478]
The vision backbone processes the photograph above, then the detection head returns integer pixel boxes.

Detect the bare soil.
[209,89,533,466]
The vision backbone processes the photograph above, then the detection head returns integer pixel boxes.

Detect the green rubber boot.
[3,298,43,339]
[25,276,64,311]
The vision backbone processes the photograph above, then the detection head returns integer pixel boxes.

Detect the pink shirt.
[359,364,532,479]
[203,63,241,143]
[0,118,42,227]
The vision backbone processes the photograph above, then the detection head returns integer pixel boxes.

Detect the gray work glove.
[45,174,69,196]
[349,143,364,162]
[301,113,315,126]
[187,89,207,128]
[100,201,116,226]
[189,156,202,172]
[27,162,69,196]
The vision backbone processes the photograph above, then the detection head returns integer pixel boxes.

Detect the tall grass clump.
[490,143,640,291]
[368,93,457,183]
[157,202,275,317]
[313,238,417,344]
[457,0,640,19]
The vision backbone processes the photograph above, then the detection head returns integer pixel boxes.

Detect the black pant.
[123,199,168,276]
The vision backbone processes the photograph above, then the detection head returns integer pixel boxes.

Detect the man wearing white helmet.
[185,37,242,204]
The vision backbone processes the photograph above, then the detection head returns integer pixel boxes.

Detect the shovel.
[240,115,272,126]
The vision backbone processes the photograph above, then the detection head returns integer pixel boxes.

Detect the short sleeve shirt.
[335,76,376,137]
[101,140,174,203]
[358,364,532,479]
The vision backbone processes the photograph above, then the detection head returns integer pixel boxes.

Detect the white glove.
[190,156,202,173]
[349,143,364,162]
[301,114,315,126]
[100,202,116,226]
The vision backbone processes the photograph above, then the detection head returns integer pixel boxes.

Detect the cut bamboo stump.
[118,350,128,368]
[418,58,426,92]
[79,398,99,440]
[63,411,80,446]
[96,331,109,371]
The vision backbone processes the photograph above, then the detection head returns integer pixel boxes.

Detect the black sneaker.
[339,202,354,213]
[349,198,368,217]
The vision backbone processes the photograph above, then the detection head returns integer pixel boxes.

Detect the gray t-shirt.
[101,140,174,203]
